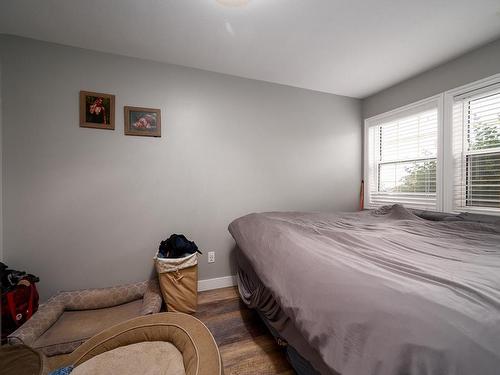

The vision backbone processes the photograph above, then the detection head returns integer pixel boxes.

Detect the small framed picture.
[124,106,161,137]
[79,91,115,130]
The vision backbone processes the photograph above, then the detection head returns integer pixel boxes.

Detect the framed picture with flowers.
[124,106,161,137]
[79,91,115,130]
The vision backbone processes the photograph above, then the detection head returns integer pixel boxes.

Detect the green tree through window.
[396,119,500,207]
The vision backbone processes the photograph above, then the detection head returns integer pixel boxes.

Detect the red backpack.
[1,281,39,343]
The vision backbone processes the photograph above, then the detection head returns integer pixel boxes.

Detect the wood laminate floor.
[194,286,294,375]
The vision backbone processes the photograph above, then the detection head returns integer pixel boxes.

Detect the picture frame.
[124,106,161,137]
[79,91,115,130]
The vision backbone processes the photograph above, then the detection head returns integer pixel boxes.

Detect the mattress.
[228,204,500,375]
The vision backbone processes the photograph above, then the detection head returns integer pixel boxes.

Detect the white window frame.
[363,95,444,211]
[364,73,500,215]
[443,73,500,215]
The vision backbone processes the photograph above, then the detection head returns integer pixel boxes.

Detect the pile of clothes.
[158,234,202,259]
[1,263,39,292]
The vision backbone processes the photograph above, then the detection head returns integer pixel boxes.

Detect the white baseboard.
[198,275,237,292]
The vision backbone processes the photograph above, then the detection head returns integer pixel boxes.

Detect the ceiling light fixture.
[216,0,250,7]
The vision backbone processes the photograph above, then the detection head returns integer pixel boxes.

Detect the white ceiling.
[1,0,500,98]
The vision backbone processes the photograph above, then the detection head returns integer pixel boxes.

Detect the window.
[452,84,500,213]
[365,99,440,210]
[364,74,500,216]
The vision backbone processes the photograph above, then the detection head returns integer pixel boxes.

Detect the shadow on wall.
[229,244,238,277]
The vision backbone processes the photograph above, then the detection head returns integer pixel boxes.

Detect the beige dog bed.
[8,280,162,356]
[51,313,223,375]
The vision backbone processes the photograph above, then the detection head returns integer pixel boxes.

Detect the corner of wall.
[0,49,3,262]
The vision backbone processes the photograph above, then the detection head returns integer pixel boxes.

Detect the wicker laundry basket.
[154,253,198,313]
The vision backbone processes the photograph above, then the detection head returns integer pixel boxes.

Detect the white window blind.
[366,104,438,210]
[452,84,500,213]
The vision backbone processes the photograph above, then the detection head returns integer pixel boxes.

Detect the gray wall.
[363,38,500,119]
[0,35,361,300]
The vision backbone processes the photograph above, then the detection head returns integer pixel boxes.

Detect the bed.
[228,204,500,375]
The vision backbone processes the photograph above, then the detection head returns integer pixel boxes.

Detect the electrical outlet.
[208,251,215,263]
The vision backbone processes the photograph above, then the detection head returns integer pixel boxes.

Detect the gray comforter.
[228,205,500,375]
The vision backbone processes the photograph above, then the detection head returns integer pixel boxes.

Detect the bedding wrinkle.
[283,217,498,310]
[229,205,500,375]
